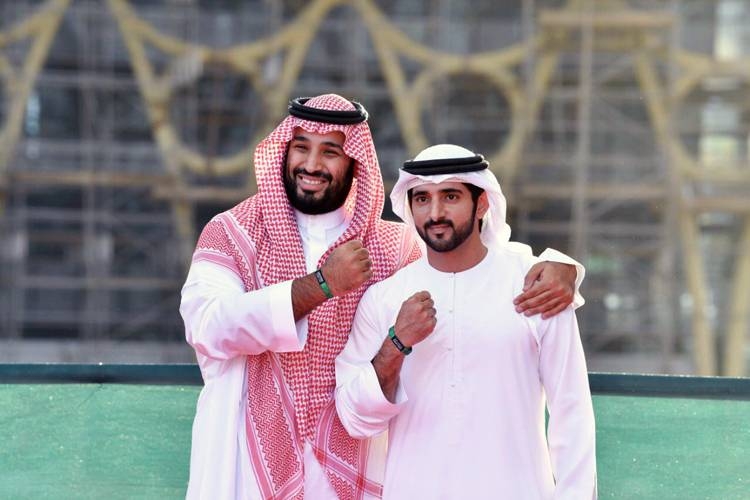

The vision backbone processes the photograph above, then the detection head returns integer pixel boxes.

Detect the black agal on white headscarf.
[390,144,511,248]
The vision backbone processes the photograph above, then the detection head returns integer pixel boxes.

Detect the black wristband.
[388,326,412,355]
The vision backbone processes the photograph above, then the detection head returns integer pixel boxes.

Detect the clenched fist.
[320,240,373,296]
[393,291,437,348]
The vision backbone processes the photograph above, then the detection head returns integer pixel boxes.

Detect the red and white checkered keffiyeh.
[193,94,420,499]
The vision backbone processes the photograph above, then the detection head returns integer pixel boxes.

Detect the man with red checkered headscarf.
[180,94,584,499]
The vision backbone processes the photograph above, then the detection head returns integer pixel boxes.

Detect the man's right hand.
[320,240,373,296]
[393,291,437,348]
[371,290,437,401]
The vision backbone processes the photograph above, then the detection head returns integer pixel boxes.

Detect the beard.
[283,163,354,215]
[416,214,476,253]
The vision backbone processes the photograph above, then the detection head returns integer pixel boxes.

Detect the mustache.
[424,219,454,230]
[292,167,332,182]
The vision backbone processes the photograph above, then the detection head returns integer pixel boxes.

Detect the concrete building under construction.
[0,0,749,376]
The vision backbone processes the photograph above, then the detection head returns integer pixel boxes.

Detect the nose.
[304,150,323,173]
[429,199,444,221]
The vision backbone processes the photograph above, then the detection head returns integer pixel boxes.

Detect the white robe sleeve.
[335,287,406,439]
[539,247,586,308]
[180,260,305,361]
[505,241,586,308]
[535,309,598,499]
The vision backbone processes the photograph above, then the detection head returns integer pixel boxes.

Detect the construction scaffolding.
[0,0,748,374]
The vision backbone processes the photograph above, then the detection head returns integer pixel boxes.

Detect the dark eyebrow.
[322,140,344,151]
[291,135,344,151]
[413,187,463,196]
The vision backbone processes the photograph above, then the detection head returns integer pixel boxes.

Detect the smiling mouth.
[297,175,329,190]
[299,177,325,185]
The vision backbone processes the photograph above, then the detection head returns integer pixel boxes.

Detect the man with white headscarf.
[335,144,597,499]
[181,95,585,499]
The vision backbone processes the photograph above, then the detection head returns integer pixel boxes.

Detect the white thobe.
[181,206,585,499]
[335,246,597,500]
[180,208,351,500]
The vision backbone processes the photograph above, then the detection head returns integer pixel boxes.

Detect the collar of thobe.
[424,246,494,278]
[294,207,350,241]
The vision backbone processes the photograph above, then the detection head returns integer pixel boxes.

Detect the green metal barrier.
[0,363,203,385]
[3,363,750,398]
[1,365,748,499]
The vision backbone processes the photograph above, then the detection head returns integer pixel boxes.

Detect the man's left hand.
[514,262,577,319]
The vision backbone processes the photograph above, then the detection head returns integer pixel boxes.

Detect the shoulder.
[195,196,259,256]
[492,244,536,275]
[478,246,536,302]
[227,195,259,222]
[197,196,256,230]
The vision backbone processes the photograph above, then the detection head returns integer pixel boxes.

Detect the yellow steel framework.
[0,0,70,216]
[0,0,748,374]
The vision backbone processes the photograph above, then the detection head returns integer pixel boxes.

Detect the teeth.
[299,177,324,185]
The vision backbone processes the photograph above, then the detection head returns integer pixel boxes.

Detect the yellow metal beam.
[0,0,70,185]
[679,213,717,375]
[686,198,750,214]
[539,10,674,30]
[723,217,750,376]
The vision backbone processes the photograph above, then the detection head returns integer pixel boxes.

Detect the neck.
[426,236,488,273]
[294,206,347,229]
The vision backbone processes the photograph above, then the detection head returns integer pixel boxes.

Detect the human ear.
[476,192,490,219]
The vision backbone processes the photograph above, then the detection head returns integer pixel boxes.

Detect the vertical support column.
[655,166,681,371]
[634,50,717,376]
[654,0,682,373]
[517,0,535,244]
[174,197,196,267]
[571,2,593,263]
[9,185,28,340]
[680,213,716,375]
[0,200,23,339]
[81,0,99,341]
[723,217,750,376]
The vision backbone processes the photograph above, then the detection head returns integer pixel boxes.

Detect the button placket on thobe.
[446,271,464,450]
